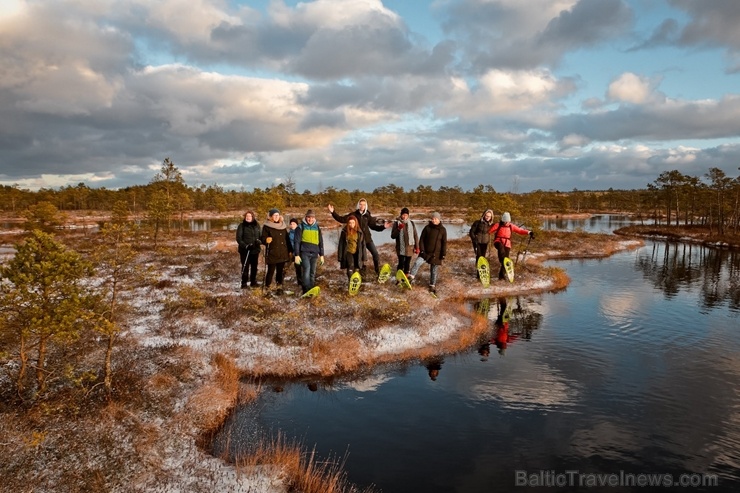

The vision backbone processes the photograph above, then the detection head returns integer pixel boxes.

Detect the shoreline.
[12,219,740,492]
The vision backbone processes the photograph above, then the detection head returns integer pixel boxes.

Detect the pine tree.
[0,231,97,397]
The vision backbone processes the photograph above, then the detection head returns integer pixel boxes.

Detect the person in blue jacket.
[293,209,325,294]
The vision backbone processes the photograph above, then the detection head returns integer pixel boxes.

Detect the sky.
[1,0,740,194]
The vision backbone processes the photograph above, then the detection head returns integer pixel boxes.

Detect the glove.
[253,240,261,247]
[319,256,325,266]
[295,256,302,265]
[529,231,535,239]
[398,222,405,230]
[265,237,273,244]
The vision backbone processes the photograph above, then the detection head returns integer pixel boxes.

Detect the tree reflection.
[635,241,739,310]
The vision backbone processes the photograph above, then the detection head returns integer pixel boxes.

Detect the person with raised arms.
[327,198,390,279]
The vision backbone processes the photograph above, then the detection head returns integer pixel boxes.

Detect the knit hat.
[289,217,299,225]
[501,212,511,223]
[431,212,441,220]
[305,209,315,217]
[268,208,280,217]
[401,207,410,215]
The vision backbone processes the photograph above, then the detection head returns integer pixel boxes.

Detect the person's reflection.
[494,297,518,355]
[474,297,491,317]
[478,342,491,361]
[424,357,444,381]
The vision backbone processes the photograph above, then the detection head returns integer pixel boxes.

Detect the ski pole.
[517,235,532,266]
[262,242,270,294]
[241,249,250,285]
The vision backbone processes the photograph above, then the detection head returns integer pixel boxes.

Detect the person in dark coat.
[408,211,447,294]
[390,207,419,275]
[260,208,291,294]
[235,210,261,288]
[469,209,494,278]
[327,198,389,277]
[337,216,365,280]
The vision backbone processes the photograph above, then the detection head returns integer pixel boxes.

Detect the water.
[217,218,740,492]
[541,214,654,234]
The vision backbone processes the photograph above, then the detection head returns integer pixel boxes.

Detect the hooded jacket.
[469,209,494,245]
[236,218,261,253]
[331,199,385,243]
[260,219,291,264]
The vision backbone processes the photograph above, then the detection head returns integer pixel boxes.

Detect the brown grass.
[0,217,650,492]
[234,432,377,493]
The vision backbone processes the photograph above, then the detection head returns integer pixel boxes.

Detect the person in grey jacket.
[391,207,419,275]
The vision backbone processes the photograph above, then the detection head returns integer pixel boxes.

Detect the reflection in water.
[635,241,740,311]
[216,239,740,493]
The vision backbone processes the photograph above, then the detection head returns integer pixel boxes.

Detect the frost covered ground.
[0,224,643,492]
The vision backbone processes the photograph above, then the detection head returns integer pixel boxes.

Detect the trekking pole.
[240,250,250,286]
[516,235,533,266]
[262,242,270,295]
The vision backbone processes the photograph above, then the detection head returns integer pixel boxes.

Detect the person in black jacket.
[235,210,261,288]
[469,209,494,278]
[327,198,390,277]
[337,216,365,280]
[408,211,447,294]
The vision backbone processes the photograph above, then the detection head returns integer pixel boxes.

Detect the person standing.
[260,208,291,294]
[469,209,495,278]
[293,209,325,294]
[327,198,389,278]
[337,216,364,280]
[391,207,419,275]
[287,217,303,291]
[235,210,261,289]
[408,211,447,294]
[487,212,533,280]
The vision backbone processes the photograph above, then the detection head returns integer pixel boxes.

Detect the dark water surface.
[216,229,740,492]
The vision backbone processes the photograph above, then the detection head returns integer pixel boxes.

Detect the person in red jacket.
[488,212,534,280]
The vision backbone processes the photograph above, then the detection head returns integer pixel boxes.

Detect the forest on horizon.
[2,160,739,234]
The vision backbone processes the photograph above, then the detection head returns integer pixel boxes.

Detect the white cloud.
[607,72,657,104]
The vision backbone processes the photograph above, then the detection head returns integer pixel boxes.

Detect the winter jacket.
[236,219,261,253]
[294,220,325,257]
[488,221,530,249]
[337,228,365,269]
[418,222,447,266]
[469,209,494,245]
[260,220,291,265]
[331,200,385,243]
[391,218,419,257]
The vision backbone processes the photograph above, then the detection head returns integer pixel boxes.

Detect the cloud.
[0,0,738,194]
[606,72,663,105]
[441,0,633,70]
[554,95,740,142]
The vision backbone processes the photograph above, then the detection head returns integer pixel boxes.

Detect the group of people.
[468,209,534,280]
[237,198,533,295]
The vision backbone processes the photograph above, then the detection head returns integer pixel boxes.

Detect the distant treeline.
[2,160,738,234]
